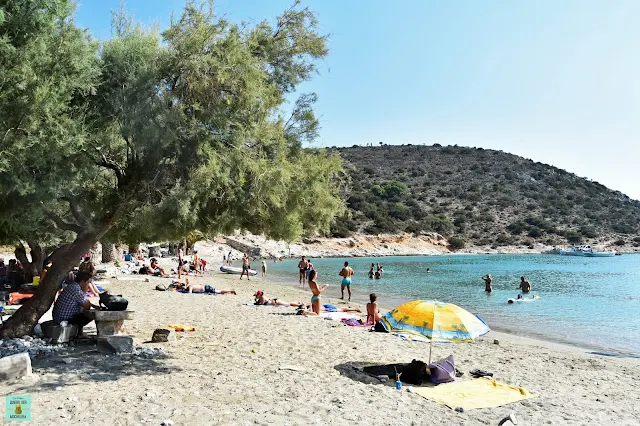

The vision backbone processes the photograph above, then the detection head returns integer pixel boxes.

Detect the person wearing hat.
[482,274,493,293]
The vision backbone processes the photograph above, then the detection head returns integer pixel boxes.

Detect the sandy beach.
[1,264,639,426]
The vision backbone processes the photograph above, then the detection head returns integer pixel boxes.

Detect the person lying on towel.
[253,290,303,306]
[185,283,236,295]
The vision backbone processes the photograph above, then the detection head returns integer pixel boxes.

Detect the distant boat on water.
[559,245,616,257]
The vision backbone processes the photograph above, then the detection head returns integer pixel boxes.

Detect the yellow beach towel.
[414,377,537,410]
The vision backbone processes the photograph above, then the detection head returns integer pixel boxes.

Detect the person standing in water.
[368,263,375,279]
[297,256,309,287]
[261,260,267,278]
[339,261,354,301]
[517,276,531,293]
[482,274,492,293]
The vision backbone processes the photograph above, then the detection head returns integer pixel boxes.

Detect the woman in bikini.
[366,293,382,324]
[253,290,302,307]
[306,269,327,315]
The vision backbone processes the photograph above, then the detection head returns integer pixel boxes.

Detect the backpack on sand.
[99,292,129,311]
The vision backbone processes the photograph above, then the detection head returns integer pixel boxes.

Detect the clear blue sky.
[75,0,640,199]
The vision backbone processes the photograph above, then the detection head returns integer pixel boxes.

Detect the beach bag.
[99,292,128,311]
[429,355,456,384]
[373,321,388,333]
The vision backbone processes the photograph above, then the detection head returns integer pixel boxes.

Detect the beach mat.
[414,377,537,410]
[320,312,358,320]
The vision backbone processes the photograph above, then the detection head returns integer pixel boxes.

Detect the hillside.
[328,144,640,250]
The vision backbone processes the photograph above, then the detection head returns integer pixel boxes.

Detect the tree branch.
[94,147,124,185]
[46,212,82,234]
[62,196,89,227]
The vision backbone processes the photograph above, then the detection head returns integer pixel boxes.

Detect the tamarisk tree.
[0,1,344,337]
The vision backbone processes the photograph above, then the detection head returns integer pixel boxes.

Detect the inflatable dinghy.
[219,265,257,276]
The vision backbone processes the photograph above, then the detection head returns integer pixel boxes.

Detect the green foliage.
[565,231,584,244]
[614,239,625,246]
[448,236,465,250]
[329,143,640,247]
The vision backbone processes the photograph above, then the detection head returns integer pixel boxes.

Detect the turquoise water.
[263,254,640,355]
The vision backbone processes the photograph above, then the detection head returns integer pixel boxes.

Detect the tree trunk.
[29,243,45,275]
[114,242,124,260]
[89,242,100,263]
[101,240,115,263]
[14,242,45,283]
[0,234,97,338]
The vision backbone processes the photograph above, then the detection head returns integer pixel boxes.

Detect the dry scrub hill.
[329,144,640,250]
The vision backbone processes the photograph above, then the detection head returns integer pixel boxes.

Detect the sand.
[2,267,640,426]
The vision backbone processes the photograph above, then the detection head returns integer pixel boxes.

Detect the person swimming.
[482,274,492,292]
[517,276,531,293]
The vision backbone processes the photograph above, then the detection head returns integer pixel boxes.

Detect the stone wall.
[225,238,262,257]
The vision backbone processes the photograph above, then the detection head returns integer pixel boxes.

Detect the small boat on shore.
[219,265,257,276]
[560,245,616,257]
[583,250,616,257]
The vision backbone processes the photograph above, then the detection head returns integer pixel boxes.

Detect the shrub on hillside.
[448,237,465,250]
[614,239,625,246]
[565,231,584,244]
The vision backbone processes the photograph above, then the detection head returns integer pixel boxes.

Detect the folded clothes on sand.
[414,377,537,410]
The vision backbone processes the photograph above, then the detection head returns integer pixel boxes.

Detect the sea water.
[264,254,640,355]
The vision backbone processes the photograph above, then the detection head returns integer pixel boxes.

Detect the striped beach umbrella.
[380,300,490,362]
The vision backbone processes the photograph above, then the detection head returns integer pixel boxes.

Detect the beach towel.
[8,292,33,305]
[393,332,431,343]
[320,312,357,320]
[414,377,537,410]
[341,318,370,327]
[168,324,195,332]
[323,304,338,312]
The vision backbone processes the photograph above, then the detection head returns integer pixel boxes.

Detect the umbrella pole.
[428,340,433,364]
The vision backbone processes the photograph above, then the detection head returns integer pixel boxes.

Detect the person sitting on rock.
[52,271,99,338]
[185,282,236,295]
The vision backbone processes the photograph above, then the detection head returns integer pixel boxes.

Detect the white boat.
[583,250,616,257]
[560,245,615,257]
[219,265,257,276]
[559,246,591,256]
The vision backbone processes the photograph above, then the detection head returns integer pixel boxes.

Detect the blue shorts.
[341,277,352,286]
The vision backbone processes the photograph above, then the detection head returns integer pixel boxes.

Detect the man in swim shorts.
[339,261,354,301]
[240,253,252,280]
[518,276,531,293]
[297,256,309,286]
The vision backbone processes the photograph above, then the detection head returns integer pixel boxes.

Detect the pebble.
[161,420,174,426]
[455,406,465,412]
[0,337,63,359]
[494,339,500,345]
